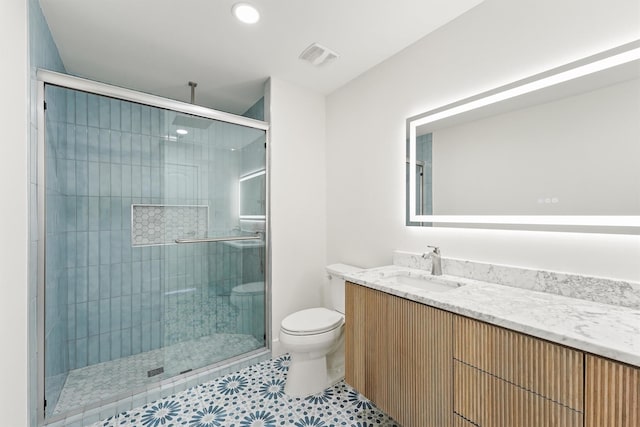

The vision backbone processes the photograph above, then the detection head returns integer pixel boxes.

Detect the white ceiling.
[40,0,483,115]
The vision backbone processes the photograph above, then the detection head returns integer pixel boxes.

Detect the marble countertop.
[343,265,640,367]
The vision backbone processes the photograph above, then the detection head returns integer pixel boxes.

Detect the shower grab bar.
[175,233,262,244]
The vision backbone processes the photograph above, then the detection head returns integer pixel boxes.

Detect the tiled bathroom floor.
[90,354,399,427]
[55,333,262,415]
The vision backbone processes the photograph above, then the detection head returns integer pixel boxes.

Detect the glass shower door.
[42,82,267,419]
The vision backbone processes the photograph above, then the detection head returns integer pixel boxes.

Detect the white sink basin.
[383,272,463,292]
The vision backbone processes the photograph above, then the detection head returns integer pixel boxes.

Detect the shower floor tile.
[90,354,399,427]
[54,333,262,416]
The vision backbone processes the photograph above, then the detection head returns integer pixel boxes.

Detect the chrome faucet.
[422,246,442,276]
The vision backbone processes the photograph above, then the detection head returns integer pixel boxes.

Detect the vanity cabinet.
[585,355,640,427]
[454,316,584,427]
[345,282,453,426]
[346,281,640,427]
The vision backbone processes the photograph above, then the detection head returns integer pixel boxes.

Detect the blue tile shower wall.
[29,0,67,420]
[48,90,267,379]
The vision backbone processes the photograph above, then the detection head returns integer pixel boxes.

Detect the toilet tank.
[326,263,362,314]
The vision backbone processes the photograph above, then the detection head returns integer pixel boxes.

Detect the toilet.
[279,263,362,397]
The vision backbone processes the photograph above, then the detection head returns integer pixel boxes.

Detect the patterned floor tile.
[89,354,398,427]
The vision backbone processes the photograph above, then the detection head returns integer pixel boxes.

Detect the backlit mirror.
[239,169,266,219]
[406,40,640,231]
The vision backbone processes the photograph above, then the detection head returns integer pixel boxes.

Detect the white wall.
[0,0,29,424]
[326,0,640,281]
[267,78,327,353]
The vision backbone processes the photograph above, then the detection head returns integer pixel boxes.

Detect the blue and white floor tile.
[90,354,399,426]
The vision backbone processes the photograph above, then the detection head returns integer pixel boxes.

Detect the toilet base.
[285,353,329,397]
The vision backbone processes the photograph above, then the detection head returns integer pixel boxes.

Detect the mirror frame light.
[239,169,266,220]
[407,39,640,229]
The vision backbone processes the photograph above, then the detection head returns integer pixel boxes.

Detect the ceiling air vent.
[299,43,339,67]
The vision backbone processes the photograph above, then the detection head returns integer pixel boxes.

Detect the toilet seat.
[281,307,343,336]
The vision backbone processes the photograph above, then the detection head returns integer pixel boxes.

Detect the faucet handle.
[426,245,440,255]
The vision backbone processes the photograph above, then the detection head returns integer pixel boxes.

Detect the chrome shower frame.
[36,69,272,425]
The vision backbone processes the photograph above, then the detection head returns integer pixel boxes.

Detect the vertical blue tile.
[121,133,132,165]
[110,131,122,164]
[110,197,122,230]
[88,230,99,266]
[66,301,76,340]
[121,165,132,198]
[65,160,77,197]
[151,167,160,198]
[76,160,89,196]
[121,262,132,295]
[99,264,110,299]
[110,329,122,360]
[88,162,100,197]
[75,91,87,126]
[87,93,100,128]
[66,124,76,160]
[131,134,141,166]
[76,302,88,339]
[110,296,121,332]
[110,164,122,197]
[141,166,151,197]
[121,295,132,329]
[75,125,88,161]
[141,293,151,325]
[66,90,76,124]
[141,260,152,293]
[110,230,122,265]
[99,97,110,129]
[99,332,110,363]
[99,298,110,334]
[121,328,132,357]
[76,232,88,267]
[75,337,88,368]
[98,197,111,230]
[141,323,151,352]
[121,229,132,262]
[141,135,151,166]
[88,265,99,301]
[66,231,77,269]
[110,99,121,130]
[110,263,122,297]
[131,293,141,325]
[67,341,76,370]
[76,266,88,303]
[150,107,160,137]
[131,103,141,133]
[65,196,77,232]
[121,101,132,132]
[88,300,100,337]
[131,166,141,198]
[76,196,89,230]
[99,162,110,197]
[87,127,100,162]
[131,262,142,294]
[87,334,99,366]
[151,321,161,350]
[99,129,111,162]
[99,229,111,265]
[131,325,141,355]
[140,105,151,135]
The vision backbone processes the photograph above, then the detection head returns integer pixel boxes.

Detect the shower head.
[172,114,213,129]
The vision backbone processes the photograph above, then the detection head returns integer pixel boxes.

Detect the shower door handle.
[174,233,262,244]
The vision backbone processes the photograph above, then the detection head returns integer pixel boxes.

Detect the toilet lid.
[281,308,343,335]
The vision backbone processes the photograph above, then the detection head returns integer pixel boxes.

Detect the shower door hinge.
[43,101,47,110]
[43,399,47,410]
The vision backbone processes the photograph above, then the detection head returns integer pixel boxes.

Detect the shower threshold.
[51,332,262,416]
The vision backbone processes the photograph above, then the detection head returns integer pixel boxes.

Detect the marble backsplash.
[393,250,640,310]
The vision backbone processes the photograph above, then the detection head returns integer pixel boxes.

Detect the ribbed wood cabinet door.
[344,282,452,427]
[454,316,584,427]
[585,355,640,427]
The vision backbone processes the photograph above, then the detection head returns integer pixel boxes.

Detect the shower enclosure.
[37,71,269,421]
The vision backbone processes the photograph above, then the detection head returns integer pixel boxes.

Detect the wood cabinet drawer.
[585,355,640,427]
[454,316,584,411]
[454,360,583,427]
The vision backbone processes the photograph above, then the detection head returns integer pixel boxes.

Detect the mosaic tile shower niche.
[40,83,267,421]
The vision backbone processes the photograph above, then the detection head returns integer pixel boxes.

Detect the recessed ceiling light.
[232,3,260,24]
[176,129,188,135]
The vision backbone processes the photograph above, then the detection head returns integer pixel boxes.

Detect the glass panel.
[43,84,267,418]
